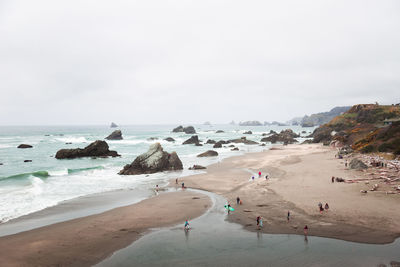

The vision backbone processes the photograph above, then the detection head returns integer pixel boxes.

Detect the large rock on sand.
[349,158,368,170]
[119,143,183,175]
[172,125,196,134]
[197,150,218,157]
[105,130,123,140]
[17,144,33,149]
[55,140,119,159]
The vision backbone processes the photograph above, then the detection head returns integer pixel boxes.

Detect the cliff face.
[293,106,351,127]
[312,104,400,154]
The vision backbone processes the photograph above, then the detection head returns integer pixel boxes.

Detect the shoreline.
[0,191,211,267]
[177,144,400,244]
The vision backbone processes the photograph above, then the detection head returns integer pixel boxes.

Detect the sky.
[0,0,399,125]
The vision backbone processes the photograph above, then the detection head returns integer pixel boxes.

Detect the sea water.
[0,124,312,223]
[98,190,400,267]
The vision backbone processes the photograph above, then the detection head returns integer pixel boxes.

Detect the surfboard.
[224,205,235,211]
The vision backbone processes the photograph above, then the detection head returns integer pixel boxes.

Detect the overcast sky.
[0,0,399,125]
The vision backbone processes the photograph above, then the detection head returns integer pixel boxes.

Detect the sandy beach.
[1,143,399,266]
[179,144,400,244]
[0,191,211,267]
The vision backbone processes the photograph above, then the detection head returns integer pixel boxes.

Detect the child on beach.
[325,203,329,211]
[236,196,240,205]
[252,176,255,181]
[181,182,185,189]
[287,211,290,222]
[184,219,189,230]
[304,225,308,235]
[258,171,261,178]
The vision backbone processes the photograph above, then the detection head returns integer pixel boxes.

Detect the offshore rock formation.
[172,125,196,134]
[182,135,200,145]
[239,121,262,126]
[261,129,299,144]
[110,122,118,128]
[228,137,258,145]
[55,140,119,159]
[105,130,123,140]
[119,143,183,175]
[164,137,175,142]
[17,144,33,149]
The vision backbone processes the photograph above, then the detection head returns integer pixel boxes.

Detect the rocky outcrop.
[105,130,123,140]
[243,131,252,134]
[213,142,222,148]
[17,144,32,149]
[197,150,218,157]
[231,147,239,151]
[189,165,206,170]
[55,140,119,159]
[119,143,183,175]
[228,137,258,145]
[164,137,175,142]
[349,158,368,170]
[239,121,262,126]
[183,135,200,145]
[206,139,216,144]
[172,125,196,134]
[110,122,118,128]
[261,129,299,144]
[216,130,224,133]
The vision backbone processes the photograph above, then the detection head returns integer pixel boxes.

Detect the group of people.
[318,202,329,214]
[251,171,269,181]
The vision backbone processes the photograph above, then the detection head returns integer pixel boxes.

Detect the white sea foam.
[55,137,88,143]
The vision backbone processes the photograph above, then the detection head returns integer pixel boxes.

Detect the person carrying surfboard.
[184,219,189,230]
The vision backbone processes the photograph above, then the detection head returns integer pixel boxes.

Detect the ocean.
[0,124,311,223]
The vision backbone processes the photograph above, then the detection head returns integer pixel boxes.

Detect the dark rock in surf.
[216,130,224,133]
[119,143,183,175]
[164,137,175,142]
[17,144,32,149]
[110,122,118,128]
[189,165,206,170]
[206,139,216,144]
[213,142,223,148]
[197,150,218,157]
[243,131,252,134]
[24,160,32,162]
[105,130,123,140]
[55,140,119,159]
[231,147,239,151]
[228,137,258,145]
[183,135,200,145]
[172,125,196,134]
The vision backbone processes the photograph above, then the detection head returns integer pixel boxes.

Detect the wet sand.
[179,144,400,244]
[0,191,211,267]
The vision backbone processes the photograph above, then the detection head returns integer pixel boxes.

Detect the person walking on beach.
[319,205,324,214]
[259,216,263,229]
[258,171,262,178]
[304,225,308,235]
[256,216,260,226]
[345,160,348,167]
[252,176,255,181]
[265,175,269,180]
[227,203,232,214]
[184,219,189,230]
[236,196,240,205]
[176,178,178,184]
[181,182,185,189]
[331,176,335,183]
[287,211,290,222]
[325,203,329,211]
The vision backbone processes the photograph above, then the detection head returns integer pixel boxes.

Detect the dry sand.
[0,191,211,267]
[180,144,400,244]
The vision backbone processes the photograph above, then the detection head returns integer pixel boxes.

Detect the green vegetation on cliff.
[312,104,400,154]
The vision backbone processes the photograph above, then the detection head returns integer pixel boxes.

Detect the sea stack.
[55,140,120,159]
[105,130,123,140]
[119,143,183,175]
[110,122,118,128]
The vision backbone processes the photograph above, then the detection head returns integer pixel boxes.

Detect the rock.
[147,137,158,141]
[119,143,183,175]
[0,163,3,165]
[172,125,196,134]
[228,145,235,147]
[243,131,252,134]
[105,130,123,140]
[216,130,224,133]
[183,135,200,145]
[172,125,184,132]
[231,147,239,151]
[197,150,218,157]
[261,129,299,144]
[301,131,307,134]
[65,142,72,145]
[338,146,353,156]
[261,133,268,136]
[164,137,175,142]
[239,121,262,126]
[189,165,206,170]
[260,143,266,146]
[206,139,216,144]
[24,160,32,162]
[110,122,118,128]
[17,144,32,149]
[349,158,368,170]
[228,137,258,145]
[55,140,120,159]
[213,142,222,148]
[183,126,196,134]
